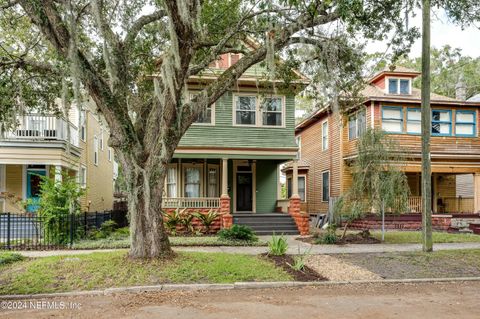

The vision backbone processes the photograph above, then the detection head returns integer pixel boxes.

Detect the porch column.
[221,158,228,197]
[292,160,299,197]
[54,165,62,183]
[474,173,480,213]
[220,158,232,228]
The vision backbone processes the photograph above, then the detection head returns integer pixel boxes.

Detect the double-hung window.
[406,108,421,134]
[348,110,366,140]
[166,166,177,197]
[235,96,256,125]
[382,107,403,133]
[322,171,330,202]
[287,176,306,201]
[207,165,219,197]
[261,97,283,126]
[322,121,328,151]
[184,166,201,197]
[79,166,87,188]
[455,111,476,137]
[432,110,451,136]
[93,136,99,165]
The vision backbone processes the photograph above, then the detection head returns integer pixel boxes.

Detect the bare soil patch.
[299,230,381,245]
[261,253,326,282]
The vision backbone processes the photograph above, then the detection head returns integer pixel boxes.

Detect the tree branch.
[124,10,166,47]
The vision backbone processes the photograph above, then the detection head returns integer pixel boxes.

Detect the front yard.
[0,251,291,295]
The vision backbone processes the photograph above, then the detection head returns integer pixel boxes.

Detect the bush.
[0,252,25,266]
[164,209,182,236]
[193,210,219,234]
[218,225,258,242]
[314,227,338,245]
[268,233,288,256]
[87,220,119,240]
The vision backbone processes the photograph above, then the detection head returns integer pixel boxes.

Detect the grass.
[72,236,267,250]
[0,251,291,295]
[0,252,25,266]
[368,231,480,244]
[337,249,480,279]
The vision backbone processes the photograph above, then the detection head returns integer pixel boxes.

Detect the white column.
[292,160,298,197]
[54,165,62,183]
[221,158,228,197]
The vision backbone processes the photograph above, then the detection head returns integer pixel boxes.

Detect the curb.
[2,277,480,300]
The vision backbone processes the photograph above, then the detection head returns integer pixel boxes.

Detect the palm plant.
[193,210,219,234]
[163,209,182,236]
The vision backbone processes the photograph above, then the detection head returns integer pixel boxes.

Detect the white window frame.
[99,130,104,150]
[165,163,179,198]
[321,120,328,151]
[348,110,366,140]
[190,92,216,126]
[233,93,286,128]
[321,170,330,202]
[108,148,112,162]
[93,135,99,166]
[386,76,412,95]
[79,165,87,188]
[80,111,86,142]
[182,163,204,198]
[286,174,307,202]
[207,164,220,197]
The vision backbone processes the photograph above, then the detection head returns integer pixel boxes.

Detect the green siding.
[178,92,297,149]
[255,160,279,213]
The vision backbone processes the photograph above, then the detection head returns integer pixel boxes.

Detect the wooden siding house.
[287,66,480,216]
[0,99,115,213]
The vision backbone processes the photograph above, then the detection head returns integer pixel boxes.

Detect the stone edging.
[2,277,480,300]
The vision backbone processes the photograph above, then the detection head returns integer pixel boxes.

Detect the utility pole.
[421,0,433,252]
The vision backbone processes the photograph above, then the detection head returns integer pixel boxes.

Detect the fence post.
[6,213,11,250]
[69,213,74,247]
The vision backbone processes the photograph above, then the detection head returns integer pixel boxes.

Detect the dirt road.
[1,281,477,319]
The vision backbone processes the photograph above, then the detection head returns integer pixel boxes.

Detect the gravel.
[304,255,383,281]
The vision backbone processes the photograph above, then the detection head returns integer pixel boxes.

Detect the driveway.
[1,281,478,318]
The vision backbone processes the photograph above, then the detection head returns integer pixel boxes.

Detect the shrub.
[268,233,288,256]
[100,220,117,234]
[314,227,338,245]
[0,252,25,266]
[179,212,195,234]
[218,225,258,242]
[193,210,219,234]
[164,209,182,236]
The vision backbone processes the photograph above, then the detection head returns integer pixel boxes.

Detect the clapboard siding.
[179,92,297,149]
[256,160,279,212]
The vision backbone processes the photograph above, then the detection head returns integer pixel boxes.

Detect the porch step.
[233,213,300,235]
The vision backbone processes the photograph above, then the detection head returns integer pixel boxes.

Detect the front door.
[26,167,46,212]
[236,172,253,211]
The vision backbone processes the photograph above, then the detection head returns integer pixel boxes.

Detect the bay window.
[382,107,403,133]
[455,110,476,137]
[432,110,451,136]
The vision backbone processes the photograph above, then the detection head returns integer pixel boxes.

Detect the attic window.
[388,78,410,95]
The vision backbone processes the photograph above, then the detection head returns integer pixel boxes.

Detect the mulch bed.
[298,230,381,245]
[261,253,327,282]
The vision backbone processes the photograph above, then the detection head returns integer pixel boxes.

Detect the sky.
[366,8,480,58]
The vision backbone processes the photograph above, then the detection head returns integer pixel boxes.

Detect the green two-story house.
[161,52,308,234]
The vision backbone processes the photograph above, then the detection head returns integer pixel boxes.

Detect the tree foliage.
[335,128,410,226]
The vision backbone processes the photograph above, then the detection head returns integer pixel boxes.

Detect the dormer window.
[388,78,411,95]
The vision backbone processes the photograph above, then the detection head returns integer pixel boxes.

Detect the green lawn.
[0,252,25,266]
[368,231,480,244]
[0,251,291,295]
[72,236,267,250]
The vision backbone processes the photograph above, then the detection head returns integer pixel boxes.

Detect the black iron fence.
[0,210,128,250]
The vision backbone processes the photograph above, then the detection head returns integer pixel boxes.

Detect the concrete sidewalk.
[13,236,480,258]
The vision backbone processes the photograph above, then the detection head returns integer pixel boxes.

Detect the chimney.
[455,74,467,100]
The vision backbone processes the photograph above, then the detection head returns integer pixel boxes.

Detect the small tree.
[33,173,85,244]
[335,127,410,241]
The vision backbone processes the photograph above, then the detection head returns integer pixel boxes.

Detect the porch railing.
[162,197,220,209]
[408,196,422,213]
[1,114,79,147]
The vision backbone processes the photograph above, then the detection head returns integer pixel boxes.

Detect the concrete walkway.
[13,236,480,258]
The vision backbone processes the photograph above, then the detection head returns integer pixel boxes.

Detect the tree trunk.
[126,163,173,259]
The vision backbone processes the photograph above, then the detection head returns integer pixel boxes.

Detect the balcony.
[1,114,79,147]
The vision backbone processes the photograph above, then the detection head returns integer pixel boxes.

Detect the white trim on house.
[321,119,328,151]
[79,165,87,188]
[232,93,286,128]
[233,160,257,213]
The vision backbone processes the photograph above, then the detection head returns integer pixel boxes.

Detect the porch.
[406,172,477,214]
[0,164,77,213]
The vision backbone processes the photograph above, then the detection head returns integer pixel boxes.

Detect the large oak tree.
[1,0,476,258]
